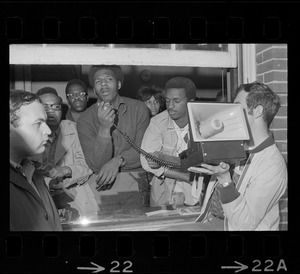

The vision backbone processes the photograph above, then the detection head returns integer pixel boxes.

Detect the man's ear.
[253,105,263,119]
[118,81,122,90]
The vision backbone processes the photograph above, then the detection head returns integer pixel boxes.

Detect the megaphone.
[179,102,250,171]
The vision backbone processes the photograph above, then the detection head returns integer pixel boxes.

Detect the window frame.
[10,44,237,68]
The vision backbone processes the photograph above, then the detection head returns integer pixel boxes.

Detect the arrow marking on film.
[221,261,248,273]
[77,262,105,273]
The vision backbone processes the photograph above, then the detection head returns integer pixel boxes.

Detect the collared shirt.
[201,135,287,230]
[77,95,150,173]
[173,121,189,155]
[10,158,41,198]
[141,110,184,178]
[140,110,202,206]
[10,160,62,231]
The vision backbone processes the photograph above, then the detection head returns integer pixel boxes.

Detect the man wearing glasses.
[31,88,98,222]
[65,79,90,123]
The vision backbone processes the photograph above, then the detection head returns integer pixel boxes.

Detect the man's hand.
[41,163,71,179]
[95,157,120,191]
[97,101,116,130]
[188,162,231,181]
[49,179,64,191]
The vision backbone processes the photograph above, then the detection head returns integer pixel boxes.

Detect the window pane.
[113,44,171,49]
[176,44,228,51]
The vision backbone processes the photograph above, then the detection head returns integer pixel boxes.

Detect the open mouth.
[102,91,110,96]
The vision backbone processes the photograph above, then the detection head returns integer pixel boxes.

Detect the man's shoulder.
[151,110,170,123]
[256,144,287,170]
[268,144,287,165]
[122,96,148,109]
[77,104,96,124]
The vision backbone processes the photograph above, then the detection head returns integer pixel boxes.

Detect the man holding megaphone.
[161,81,287,231]
[141,77,207,208]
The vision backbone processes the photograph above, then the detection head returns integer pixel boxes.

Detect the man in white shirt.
[141,77,206,207]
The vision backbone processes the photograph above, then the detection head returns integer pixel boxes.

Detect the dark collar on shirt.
[10,158,35,178]
[247,135,275,154]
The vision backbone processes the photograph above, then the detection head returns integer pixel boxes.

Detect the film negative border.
[0,1,298,43]
[2,1,299,273]
[1,232,293,273]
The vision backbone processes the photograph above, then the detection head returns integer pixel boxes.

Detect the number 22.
[111,261,133,273]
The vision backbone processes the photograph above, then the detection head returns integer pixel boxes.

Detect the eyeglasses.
[66,92,87,99]
[43,104,62,111]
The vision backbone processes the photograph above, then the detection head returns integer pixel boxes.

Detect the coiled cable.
[114,125,181,169]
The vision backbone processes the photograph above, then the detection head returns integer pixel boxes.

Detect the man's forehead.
[19,101,46,119]
[94,69,116,78]
[165,88,187,98]
[68,83,85,92]
[39,93,61,104]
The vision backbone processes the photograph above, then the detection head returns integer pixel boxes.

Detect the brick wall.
[256,44,287,162]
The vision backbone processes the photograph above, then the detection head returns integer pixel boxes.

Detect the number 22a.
[110,261,133,273]
[252,259,287,272]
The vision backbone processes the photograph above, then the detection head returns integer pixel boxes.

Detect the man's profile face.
[39,93,62,128]
[93,69,120,104]
[234,89,255,127]
[10,101,50,157]
[165,88,188,121]
[66,83,88,112]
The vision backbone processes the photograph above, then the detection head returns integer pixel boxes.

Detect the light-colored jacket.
[30,120,98,216]
[32,120,93,187]
[141,110,201,206]
[198,143,287,230]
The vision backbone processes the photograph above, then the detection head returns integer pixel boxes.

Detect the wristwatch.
[218,181,233,188]
[119,156,126,167]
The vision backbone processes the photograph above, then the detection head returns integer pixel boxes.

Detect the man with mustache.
[33,89,97,221]
[76,65,150,211]
[10,90,62,231]
[140,77,206,207]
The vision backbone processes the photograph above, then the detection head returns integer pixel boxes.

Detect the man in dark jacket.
[10,90,62,231]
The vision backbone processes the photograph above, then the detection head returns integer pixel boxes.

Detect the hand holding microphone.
[97,101,116,135]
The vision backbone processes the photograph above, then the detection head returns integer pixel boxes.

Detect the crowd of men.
[9,65,287,231]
